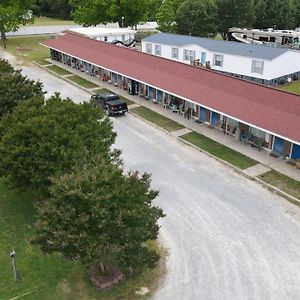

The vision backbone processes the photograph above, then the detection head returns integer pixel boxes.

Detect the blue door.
[149,87,154,98]
[211,112,220,126]
[273,137,284,154]
[201,52,206,65]
[199,107,206,122]
[291,143,300,159]
[157,90,163,102]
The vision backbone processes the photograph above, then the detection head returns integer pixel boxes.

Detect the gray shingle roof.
[143,32,288,60]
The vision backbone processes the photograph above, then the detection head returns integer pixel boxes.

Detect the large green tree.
[0,95,117,192]
[254,0,295,29]
[217,0,256,39]
[36,0,74,20]
[32,157,164,275]
[0,59,44,119]
[176,0,218,38]
[71,0,154,28]
[156,0,180,32]
[0,0,34,48]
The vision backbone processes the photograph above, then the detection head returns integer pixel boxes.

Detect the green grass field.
[259,170,300,200]
[0,182,164,299]
[280,81,300,95]
[25,16,76,27]
[181,131,258,170]
[68,75,99,89]
[4,35,51,65]
[131,106,184,132]
[46,65,72,76]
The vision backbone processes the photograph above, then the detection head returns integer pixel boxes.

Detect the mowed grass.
[280,81,300,95]
[46,64,72,76]
[68,75,99,89]
[131,106,184,132]
[4,35,51,65]
[259,170,300,200]
[30,17,76,26]
[181,131,258,170]
[0,181,164,300]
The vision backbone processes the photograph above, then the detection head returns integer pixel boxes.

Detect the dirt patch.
[59,279,71,295]
[89,264,124,290]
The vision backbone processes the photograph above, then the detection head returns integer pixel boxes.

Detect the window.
[250,127,266,139]
[183,49,195,61]
[155,44,161,56]
[146,43,152,54]
[251,60,264,74]
[172,47,179,59]
[104,36,108,42]
[213,54,223,67]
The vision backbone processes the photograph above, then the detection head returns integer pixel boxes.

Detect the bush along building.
[42,31,300,162]
[142,32,300,86]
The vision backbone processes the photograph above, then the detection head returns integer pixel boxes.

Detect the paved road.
[11,62,300,299]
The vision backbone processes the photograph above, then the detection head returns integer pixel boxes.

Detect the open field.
[0,181,164,300]
[3,35,51,65]
[181,131,258,170]
[280,81,300,95]
[27,16,76,26]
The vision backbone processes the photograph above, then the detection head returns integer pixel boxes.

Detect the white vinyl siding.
[171,47,179,59]
[213,54,224,67]
[146,43,152,54]
[251,60,264,74]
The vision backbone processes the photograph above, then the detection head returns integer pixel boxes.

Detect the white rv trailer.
[228,27,300,48]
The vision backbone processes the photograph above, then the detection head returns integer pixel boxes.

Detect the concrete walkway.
[42,59,300,182]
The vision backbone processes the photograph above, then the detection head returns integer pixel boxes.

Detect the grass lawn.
[259,170,300,200]
[3,35,51,65]
[131,106,184,132]
[68,75,99,89]
[120,95,135,105]
[181,131,258,170]
[0,181,164,299]
[46,65,72,76]
[280,81,300,95]
[27,17,76,26]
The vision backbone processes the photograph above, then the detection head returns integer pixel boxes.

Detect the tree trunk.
[1,30,7,49]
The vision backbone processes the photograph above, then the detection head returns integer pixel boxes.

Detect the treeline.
[0,59,164,285]
[157,0,300,39]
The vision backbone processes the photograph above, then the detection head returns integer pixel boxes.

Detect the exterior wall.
[95,33,135,43]
[141,41,300,83]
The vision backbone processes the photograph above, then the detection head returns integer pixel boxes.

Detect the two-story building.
[142,32,300,86]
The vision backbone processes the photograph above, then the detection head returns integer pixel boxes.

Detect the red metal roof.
[42,32,300,144]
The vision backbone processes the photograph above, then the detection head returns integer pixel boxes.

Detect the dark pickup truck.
[90,92,128,116]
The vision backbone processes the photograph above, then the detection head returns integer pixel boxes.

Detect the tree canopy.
[32,157,164,275]
[176,0,218,38]
[156,0,180,33]
[0,0,34,48]
[0,95,117,192]
[217,0,256,39]
[71,0,156,28]
[0,59,44,119]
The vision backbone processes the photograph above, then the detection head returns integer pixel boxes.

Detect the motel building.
[41,32,300,163]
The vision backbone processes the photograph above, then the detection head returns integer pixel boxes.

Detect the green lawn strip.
[4,35,51,65]
[259,170,300,200]
[181,131,258,170]
[131,106,184,132]
[280,81,300,95]
[0,181,164,299]
[46,65,72,76]
[26,16,76,26]
[120,95,135,105]
[68,75,99,89]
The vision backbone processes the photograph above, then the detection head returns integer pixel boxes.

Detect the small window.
[171,47,179,59]
[155,44,161,56]
[183,49,195,61]
[213,54,223,67]
[251,60,264,74]
[146,43,152,54]
[104,36,108,42]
